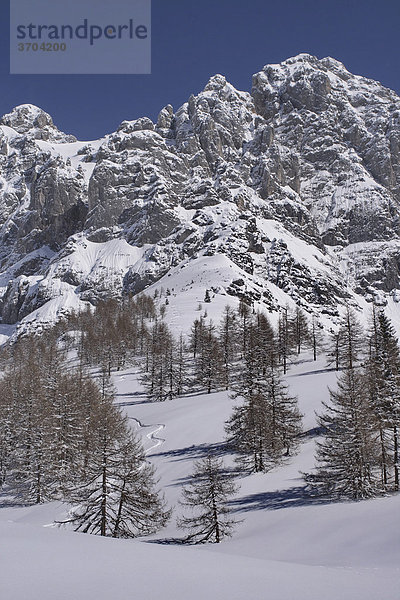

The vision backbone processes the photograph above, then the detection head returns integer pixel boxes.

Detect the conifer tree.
[310,367,380,499]
[177,454,239,544]
[142,320,176,401]
[226,324,302,472]
[175,333,189,397]
[328,306,364,370]
[66,416,170,538]
[0,376,13,486]
[310,315,324,361]
[204,289,211,303]
[8,337,60,503]
[291,305,310,355]
[189,316,205,359]
[277,305,294,374]
[110,437,171,538]
[0,294,170,523]
[237,299,251,357]
[365,308,400,491]
[328,329,341,371]
[194,321,223,393]
[219,305,239,390]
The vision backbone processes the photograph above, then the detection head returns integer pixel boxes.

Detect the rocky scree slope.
[0,53,400,331]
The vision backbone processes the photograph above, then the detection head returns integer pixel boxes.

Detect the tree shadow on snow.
[0,487,32,508]
[115,391,153,406]
[228,485,331,513]
[286,366,337,378]
[299,425,326,439]
[145,537,188,546]
[152,441,230,464]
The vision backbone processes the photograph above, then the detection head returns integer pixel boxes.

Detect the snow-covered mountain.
[2,53,400,335]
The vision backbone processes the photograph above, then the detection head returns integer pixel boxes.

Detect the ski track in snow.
[117,370,166,454]
[130,417,165,455]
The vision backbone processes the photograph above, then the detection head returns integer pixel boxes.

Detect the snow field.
[1,354,399,599]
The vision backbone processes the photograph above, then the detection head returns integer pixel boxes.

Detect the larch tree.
[65,399,170,537]
[189,316,205,359]
[110,437,170,538]
[226,320,302,472]
[365,308,400,491]
[310,315,325,361]
[194,320,223,394]
[310,366,380,500]
[237,299,252,357]
[291,305,310,355]
[219,305,239,390]
[328,306,364,371]
[277,305,294,374]
[0,292,171,535]
[142,320,176,401]
[177,454,239,544]
[8,337,59,504]
[0,334,110,504]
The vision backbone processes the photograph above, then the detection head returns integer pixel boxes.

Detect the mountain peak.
[204,74,228,91]
[285,52,318,64]
[0,104,76,142]
[258,53,350,80]
[0,56,400,336]
[320,56,348,71]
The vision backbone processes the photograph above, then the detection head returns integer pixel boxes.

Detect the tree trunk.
[113,479,126,538]
[101,452,107,536]
[379,426,388,489]
[211,487,220,543]
[394,425,399,492]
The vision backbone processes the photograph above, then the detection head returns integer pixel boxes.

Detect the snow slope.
[1,354,399,599]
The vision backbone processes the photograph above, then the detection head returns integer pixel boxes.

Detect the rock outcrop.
[1,55,400,328]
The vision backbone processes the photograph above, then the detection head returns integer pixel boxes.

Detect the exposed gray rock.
[1,55,400,327]
[123,268,168,295]
[251,54,400,245]
[1,276,30,323]
[1,104,76,142]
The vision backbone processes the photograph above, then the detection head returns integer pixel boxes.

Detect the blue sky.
[1,0,400,140]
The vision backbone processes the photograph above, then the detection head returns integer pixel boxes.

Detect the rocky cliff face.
[1,54,400,332]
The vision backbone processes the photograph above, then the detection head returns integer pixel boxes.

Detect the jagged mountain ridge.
[1,53,400,334]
